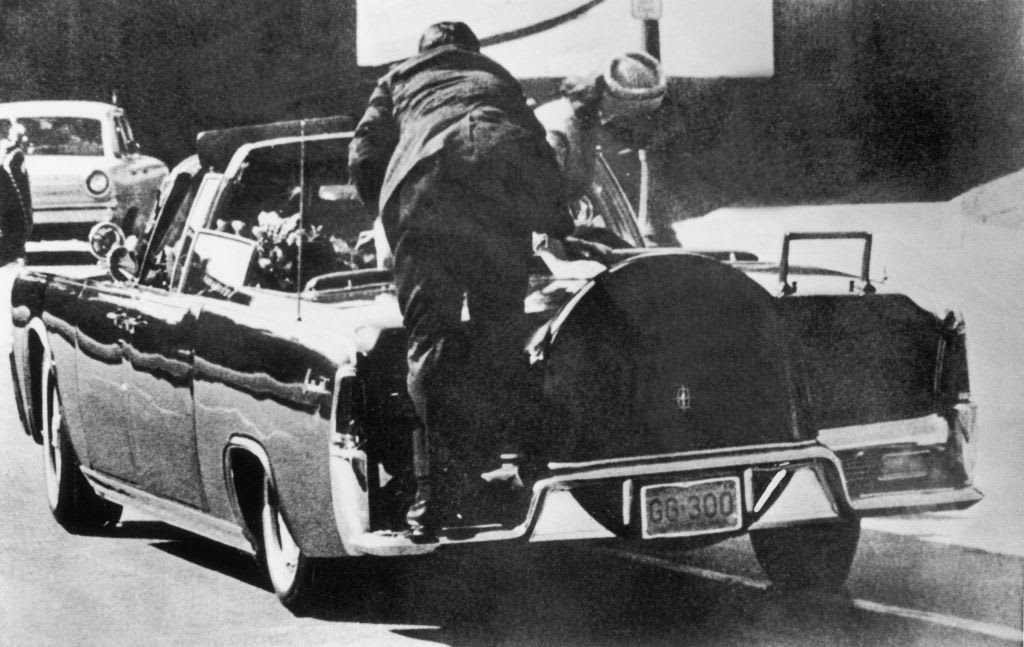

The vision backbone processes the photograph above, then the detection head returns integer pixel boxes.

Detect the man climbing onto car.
[348,21,574,541]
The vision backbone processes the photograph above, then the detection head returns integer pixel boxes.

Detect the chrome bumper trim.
[851,486,984,515]
[746,466,840,530]
[818,414,949,451]
[350,444,850,556]
[344,439,983,557]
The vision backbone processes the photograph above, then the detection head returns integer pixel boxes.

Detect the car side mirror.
[126,140,141,156]
[88,222,125,260]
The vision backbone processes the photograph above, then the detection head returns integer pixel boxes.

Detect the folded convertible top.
[196,115,354,172]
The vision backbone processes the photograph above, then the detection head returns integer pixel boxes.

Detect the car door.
[117,288,205,508]
[74,282,139,481]
[74,161,211,500]
[102,163,214,507]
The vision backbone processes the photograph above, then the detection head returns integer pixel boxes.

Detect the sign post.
[631,0,662,243]
[631,0,662,59]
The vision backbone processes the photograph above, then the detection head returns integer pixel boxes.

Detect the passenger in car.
[530,52,665,260]
[534,50,665,205]
[348,21,573,542]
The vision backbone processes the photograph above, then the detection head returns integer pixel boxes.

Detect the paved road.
[0,203,1021,646]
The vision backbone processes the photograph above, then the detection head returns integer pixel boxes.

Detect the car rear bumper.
[336,411,982,556]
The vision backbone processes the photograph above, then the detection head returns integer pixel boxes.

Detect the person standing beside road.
[0,121,32,266]
[348,21,573,542]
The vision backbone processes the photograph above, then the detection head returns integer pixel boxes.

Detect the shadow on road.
[150,535,268,590]
[136,534,1013,646]
[105,520,196,542]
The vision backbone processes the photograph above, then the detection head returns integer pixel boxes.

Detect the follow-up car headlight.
[86,170,110,195]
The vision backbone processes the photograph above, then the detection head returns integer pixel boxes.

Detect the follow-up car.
[0,100,167,239]
[8,118,981,612]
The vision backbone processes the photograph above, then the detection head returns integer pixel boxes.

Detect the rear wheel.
[42,364,122,533]
[750,519,860,591]
[258,476,337,613]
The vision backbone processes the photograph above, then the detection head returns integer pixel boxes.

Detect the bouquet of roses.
[248,210,354,290]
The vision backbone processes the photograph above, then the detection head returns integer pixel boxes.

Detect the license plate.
[641,477,742,539]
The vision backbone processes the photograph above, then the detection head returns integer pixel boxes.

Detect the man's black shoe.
[480,464,524,490]
[480,453,525,490]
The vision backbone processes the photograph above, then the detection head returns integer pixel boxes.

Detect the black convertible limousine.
[8,117,981,612]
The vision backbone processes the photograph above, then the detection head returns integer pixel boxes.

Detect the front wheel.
[42,366,122,533]
[750,519,861,591]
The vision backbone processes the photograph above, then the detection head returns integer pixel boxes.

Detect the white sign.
[631,0,662,21]
[357,0,773,78]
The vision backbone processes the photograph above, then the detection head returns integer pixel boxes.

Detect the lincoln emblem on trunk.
[675,385,692,412]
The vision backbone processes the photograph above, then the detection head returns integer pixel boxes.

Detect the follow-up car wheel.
[749,518,861,591]
[42,364,122,533]
[258,476,337,613]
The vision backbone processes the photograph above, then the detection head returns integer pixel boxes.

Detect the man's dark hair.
[418,21,480,53]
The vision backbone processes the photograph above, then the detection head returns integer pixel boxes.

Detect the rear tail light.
[879,451,930,481]
[935,310,970,401]
[86,170,109,195]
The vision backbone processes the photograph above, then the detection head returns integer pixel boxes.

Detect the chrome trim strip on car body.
[80,466,253,553]
[545,440,822,472]
[221,435,275,550]
[746,466,840,530]
[753,469,788,513]
[817,414,949,451]
[327,364,373,557]
[540,444,846,486]
[330,443,374,555]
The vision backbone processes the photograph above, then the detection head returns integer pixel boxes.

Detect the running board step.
[350,523,527,556]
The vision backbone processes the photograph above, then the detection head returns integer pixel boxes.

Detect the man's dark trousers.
[390,155,541,532]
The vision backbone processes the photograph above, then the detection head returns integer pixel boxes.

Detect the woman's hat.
[600,51,667,119]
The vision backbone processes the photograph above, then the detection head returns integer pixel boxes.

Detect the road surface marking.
[601,548,1022,643]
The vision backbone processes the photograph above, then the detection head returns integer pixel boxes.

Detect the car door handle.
[120,315,146,334]
[106,311,146,334]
